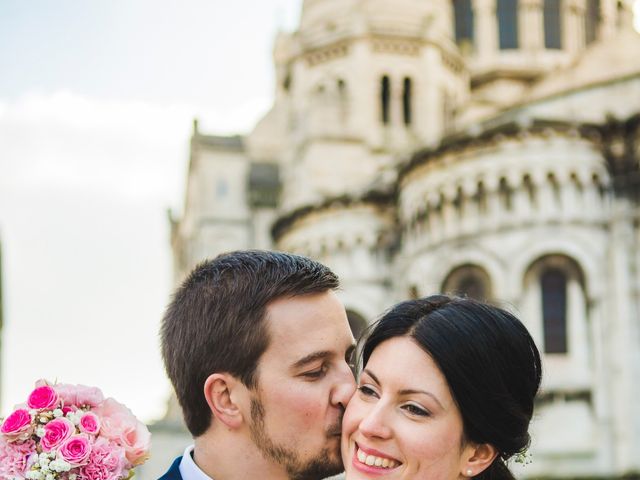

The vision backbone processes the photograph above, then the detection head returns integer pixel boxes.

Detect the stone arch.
[523,254,586,355]
[407,246,505,300]
[509,238,600,300]
[442,264,493,301]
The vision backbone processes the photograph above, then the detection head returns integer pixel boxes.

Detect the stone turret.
[266,0,469,212]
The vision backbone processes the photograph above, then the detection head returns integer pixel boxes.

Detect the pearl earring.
[467,469,473,476]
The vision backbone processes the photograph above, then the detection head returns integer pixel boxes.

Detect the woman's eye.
[358,385,378,397]
[403,404,430,417]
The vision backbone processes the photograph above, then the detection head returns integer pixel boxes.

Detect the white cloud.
[0,86,272,421]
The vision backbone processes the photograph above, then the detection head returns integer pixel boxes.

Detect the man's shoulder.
[158,456,183,480]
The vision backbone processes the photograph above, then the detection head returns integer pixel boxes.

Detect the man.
[159,250,356,480]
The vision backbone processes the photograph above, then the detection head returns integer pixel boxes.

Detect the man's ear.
[203,373,245,429]
[460,442,499,478]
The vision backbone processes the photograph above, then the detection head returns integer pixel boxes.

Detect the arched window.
[476,181,488,213]
[283,72,292,92]
[585,0,601,44]
[523,174,537,206]
[499,177,513,210]
[497,0,519,49]
[541,268,568,353]
[381,76,391,125]
[453,0,475,51]
[442,265,492,301]
[338,79,347,96]
[524,255,586,359]
[544,0,562,49]
[402,77,412,126]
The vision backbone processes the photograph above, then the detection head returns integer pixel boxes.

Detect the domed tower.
[454,0,636,120]
[263,0,470,320]
[265,0,468,211]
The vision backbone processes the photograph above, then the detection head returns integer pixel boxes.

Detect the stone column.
[521,0,544,51]
[473,0,498,62]
[600,0,617,40]
[565,0,586,55]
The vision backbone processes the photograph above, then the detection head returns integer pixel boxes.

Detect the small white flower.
[26,471,44,480]
[52,409,63,418]
[49,459,72,473]
[39,456,51,468]
[36,426,46,437]
[39,416,48,424]
[69,475,77,480]
[45,474,54,480]
[64,411,81,425]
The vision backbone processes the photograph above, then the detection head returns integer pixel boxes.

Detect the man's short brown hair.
[160,250,340,436]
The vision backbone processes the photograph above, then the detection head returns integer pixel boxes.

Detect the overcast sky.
[0,0,301,422]
[1,1,640,424]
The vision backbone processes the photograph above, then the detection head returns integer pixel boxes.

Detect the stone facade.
[155,0,640,478]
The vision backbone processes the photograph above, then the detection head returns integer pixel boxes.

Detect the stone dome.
[299,0,450,40]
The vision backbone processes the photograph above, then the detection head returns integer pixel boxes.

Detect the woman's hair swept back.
[362,295,542,480]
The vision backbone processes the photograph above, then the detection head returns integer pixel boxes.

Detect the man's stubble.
[249,396,344,480]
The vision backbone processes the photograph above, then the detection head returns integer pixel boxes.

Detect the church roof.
[192,133,244,152]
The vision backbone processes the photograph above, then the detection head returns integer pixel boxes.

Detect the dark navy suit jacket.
[158,456,183,480]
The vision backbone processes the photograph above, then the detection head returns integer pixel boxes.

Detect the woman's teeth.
[356,447,399,468]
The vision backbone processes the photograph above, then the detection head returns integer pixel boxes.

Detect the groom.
[159,250,356,480]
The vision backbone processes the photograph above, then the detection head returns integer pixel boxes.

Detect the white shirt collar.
[178,445,214,480]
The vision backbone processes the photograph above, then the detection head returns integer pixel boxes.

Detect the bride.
[341,295,541,480]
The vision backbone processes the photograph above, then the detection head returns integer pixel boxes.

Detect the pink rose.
[0,436,36,480]
[58,434,92,466]
[120,420,151,466]
[93,398,150,466]
[94,398,137,440]
[41,417,75,452]
[27,385,59,410]
[79,412,101,435]
[62,406,76,416]
[76,385,105,408]
[77,438,126,480]
[54,383,78,407]
[1,409,33,442]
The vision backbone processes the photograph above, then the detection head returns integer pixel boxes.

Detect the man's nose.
[332,363,357,410]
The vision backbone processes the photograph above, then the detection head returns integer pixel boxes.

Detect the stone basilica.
[148,1,640,478]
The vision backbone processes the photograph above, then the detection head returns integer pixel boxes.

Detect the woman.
[342,294,542,480]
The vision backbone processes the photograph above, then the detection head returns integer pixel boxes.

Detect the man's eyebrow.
[363,368,444,409]
[291,351,332,369]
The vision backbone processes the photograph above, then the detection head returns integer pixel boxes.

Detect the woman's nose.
[358,403,392,439]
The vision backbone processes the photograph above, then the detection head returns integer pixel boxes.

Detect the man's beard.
[249,396,344,480]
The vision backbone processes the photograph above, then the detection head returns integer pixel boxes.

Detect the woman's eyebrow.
[398,388,444,409]
[364,368,445,409]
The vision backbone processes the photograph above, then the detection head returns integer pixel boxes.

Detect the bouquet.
[0,380,151,480]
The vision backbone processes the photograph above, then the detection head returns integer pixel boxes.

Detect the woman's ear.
[203,373,245,429]
[460,443,499,478]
